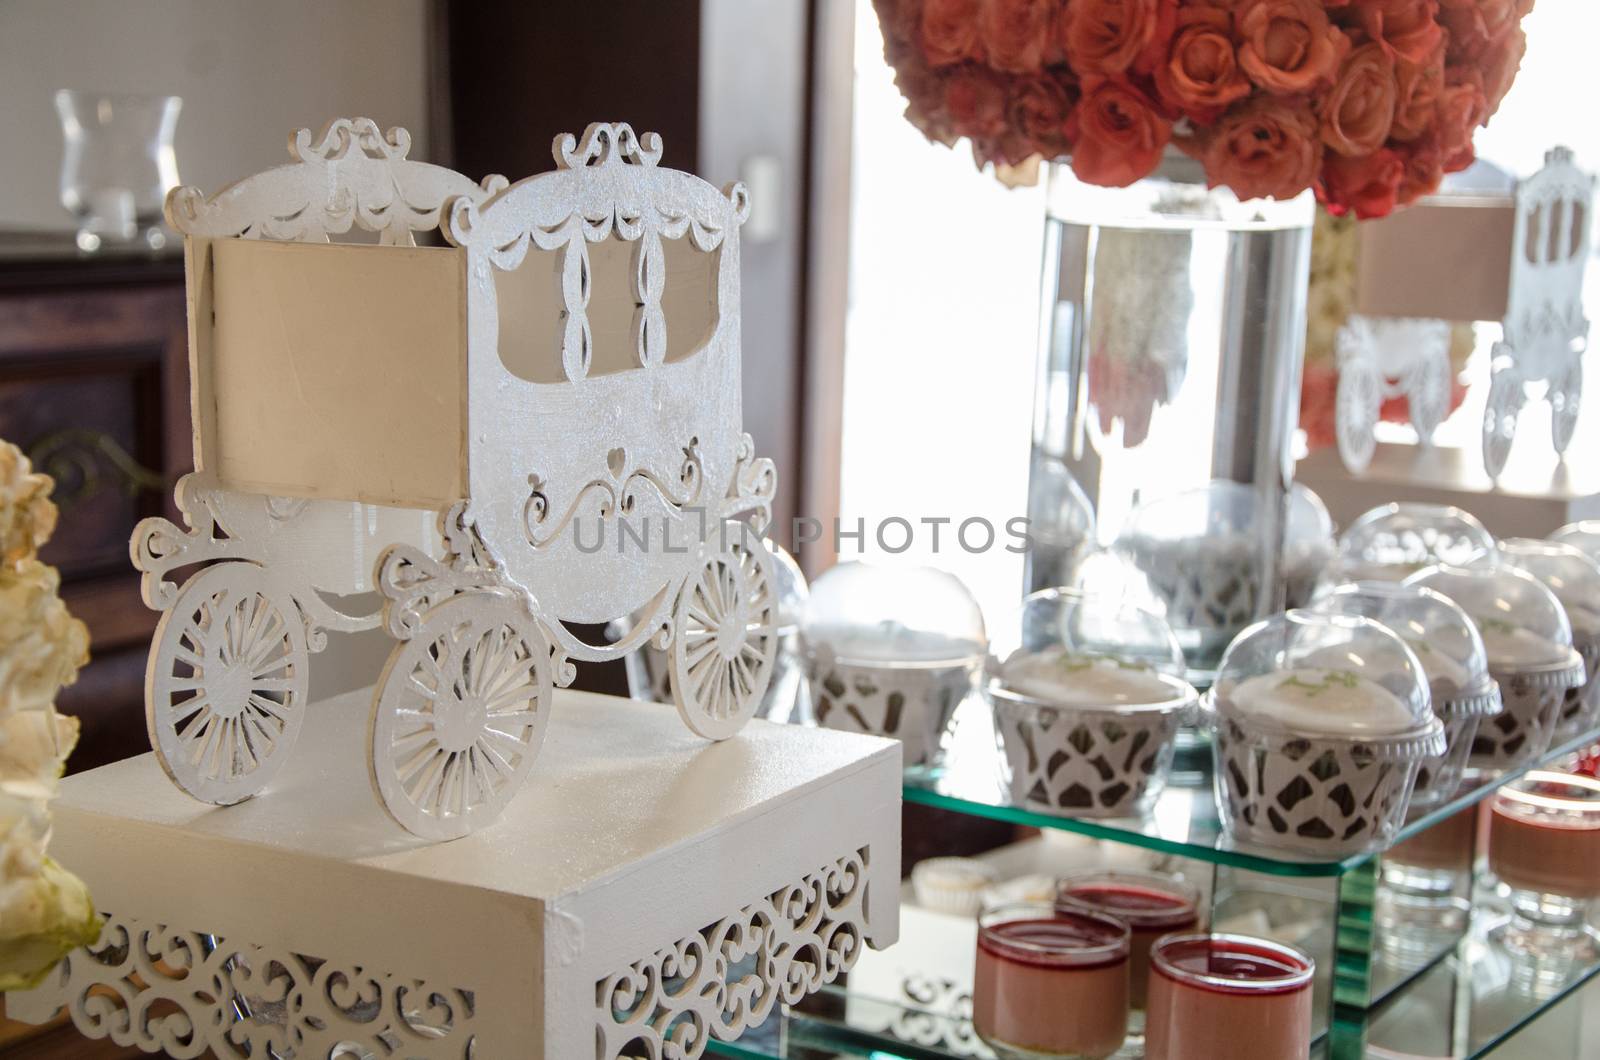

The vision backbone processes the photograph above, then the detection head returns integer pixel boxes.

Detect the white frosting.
[1476,620,1570,669]
[1001,649,1181,707]
[1400,636,1472,699]
[807,623,983,665]
[1224,668,1418,737]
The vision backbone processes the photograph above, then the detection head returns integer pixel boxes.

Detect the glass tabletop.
[905,703,1600,878]
[709,912,1600,1060]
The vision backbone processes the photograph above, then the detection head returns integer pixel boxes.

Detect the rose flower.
[922,0,985,67]
[1389,44,1445,141]
[1071,80,1173,186]
[983,0,1058,74]
[1236,0,1351,95]
[1322,148,1406,219]
[1202,96,1323,201]
[1353,0,1444,65]
[1062,0,1175,78]
[1155,6,1251,122]
[1319,43,1397,156]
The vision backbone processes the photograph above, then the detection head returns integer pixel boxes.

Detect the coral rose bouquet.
[875,0,1532,218]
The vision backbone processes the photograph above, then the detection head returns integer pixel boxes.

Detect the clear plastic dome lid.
[1493,539,1600,643]
[1551,520,1600,564]
[768,541,809,635]
[801,562,987,667]
[1114,480,1333,552]
[1335,503,1494,582]
[1310,581,1495,715]
[1405,562,1579,674]
[1209,610,1434,741]
[993,588,1195,712]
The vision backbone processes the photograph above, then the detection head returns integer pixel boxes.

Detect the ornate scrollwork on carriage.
[166,116,507,246]
[131,475,254,610]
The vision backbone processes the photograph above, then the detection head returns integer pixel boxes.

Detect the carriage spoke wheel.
[371,596,552,839]
[146,563,309,804]
[671,533,779,740]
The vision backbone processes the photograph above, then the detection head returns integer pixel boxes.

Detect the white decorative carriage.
[1483,146,1595,477]
[133,118,780,839]
[1334,315,1453,473]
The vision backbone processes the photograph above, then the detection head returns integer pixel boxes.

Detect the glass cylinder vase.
[1029,157,1314,681]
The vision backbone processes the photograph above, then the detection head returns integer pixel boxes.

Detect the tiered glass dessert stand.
[709,702,1600,1060]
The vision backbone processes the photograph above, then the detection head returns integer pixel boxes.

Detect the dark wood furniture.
[0,236,189,773]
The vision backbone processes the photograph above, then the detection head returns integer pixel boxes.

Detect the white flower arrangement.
[0,442,97,990]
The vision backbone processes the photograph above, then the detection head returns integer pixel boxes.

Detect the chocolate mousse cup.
[1488,771,1600,962]
[1055,870,1202,1031]
[1144,933,1315,1060]
[972,903,1131,1059]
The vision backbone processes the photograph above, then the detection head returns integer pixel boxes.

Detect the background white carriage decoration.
[1483,145,1595,477]
[1334,315,1454,473]
[132,118,781,839]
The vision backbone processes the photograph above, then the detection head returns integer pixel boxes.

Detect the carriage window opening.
[1573,201,1587,259]
[1525,203,1544,265]
[493,233,721,384]
[1548,198,1566,263]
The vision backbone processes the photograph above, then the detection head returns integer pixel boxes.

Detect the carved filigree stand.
[8,688,901,1059]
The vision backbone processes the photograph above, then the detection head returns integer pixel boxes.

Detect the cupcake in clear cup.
[800,563,986,768]
[1331,502,1495,583]
[1310,581,1501,807]
[1204,611,1443,857]
[1492,539,1600,742]
[1406,562,1586,772]
[988,589,1198,818]
[1113,481,1334,681]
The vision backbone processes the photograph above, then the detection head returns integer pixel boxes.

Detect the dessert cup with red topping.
[972,902,1131,1059]
[1206,611,1443,857]
[1489,770,1600,965]
[1144,933,1315,1060]
[1055,870,1202,1031]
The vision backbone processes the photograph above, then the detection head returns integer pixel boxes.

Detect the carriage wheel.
[1335,364,1380,473]
[370,594,553,839]
[670,529,779,740]
[146,562,309,804]
[1552,360,1583,454]
[1483,367,1522,478]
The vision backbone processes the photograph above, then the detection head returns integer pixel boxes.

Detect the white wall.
[0,0,430,231]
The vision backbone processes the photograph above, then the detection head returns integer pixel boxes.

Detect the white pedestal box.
[9,688,902,1059]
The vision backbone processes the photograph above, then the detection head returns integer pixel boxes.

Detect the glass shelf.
[708,909,1600,1060]
[905,722,1600,878]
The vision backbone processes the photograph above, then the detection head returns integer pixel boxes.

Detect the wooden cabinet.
[0,246,189,772]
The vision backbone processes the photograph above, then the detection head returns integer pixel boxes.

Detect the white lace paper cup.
[1473,653,1585,771]
[989,680,1193,819]
[808,654,975,768]
[1555,635,1600,743]
[1411,679,1501,808]
[1209,710,1446,857]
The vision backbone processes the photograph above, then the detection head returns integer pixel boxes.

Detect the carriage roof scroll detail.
[166,116,508,245]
